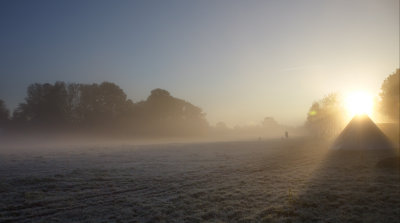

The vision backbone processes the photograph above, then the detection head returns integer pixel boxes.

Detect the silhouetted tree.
[379,69,399,122]
[77,82,128,129]
[215,121,228,130]
[262,117,279,129]
[0,99,9,129]
[133,88,208,136]
[9,82,209,137]
[305,93,345,138]
[64,83,81,124]
[12,82,70,128]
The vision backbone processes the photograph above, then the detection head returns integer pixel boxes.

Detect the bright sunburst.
[345,91,373,117]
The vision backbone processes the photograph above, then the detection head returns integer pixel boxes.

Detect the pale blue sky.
[0,0,398,126]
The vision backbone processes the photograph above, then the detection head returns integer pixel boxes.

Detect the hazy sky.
[0,0,398,126]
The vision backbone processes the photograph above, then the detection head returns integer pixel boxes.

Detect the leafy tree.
[9,82,209,137]
[133,88,208,136]
[13,82,70,127]
[305,93,346,138]
[379,69,399,122]
[215,121,228,130]
[262,117,279,129]
[77,82,128,128]
[0,99,9,128]
[13,81,130,131]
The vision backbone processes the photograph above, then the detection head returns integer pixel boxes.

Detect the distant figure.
[285,131,289,139]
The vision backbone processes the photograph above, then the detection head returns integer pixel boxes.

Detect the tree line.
[0,82,209,137]
[0,68,398,139]
[305,68,399,138]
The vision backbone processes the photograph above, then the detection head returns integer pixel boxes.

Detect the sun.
[345,91,373,117]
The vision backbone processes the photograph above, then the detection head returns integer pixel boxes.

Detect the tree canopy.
[305,93,346,138]
[8,82,209,136]
[131,88,208,136]
[0,100,9,128]
[379,69,399,122]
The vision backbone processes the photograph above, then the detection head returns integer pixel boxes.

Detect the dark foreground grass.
[0,138,398,222]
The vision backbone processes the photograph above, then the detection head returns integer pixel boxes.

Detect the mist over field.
[1,0,399,222]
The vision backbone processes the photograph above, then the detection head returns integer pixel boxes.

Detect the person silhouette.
[285,131,289,139]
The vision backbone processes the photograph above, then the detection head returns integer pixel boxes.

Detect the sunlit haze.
[1,1,399,222]
[0,0,399,126]
[345,91,374,118]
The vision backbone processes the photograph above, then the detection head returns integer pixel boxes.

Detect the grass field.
[0,138,399,222]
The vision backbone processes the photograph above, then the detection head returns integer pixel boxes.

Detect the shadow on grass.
[285,148,400,222]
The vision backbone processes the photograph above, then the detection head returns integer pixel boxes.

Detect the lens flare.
[345,91,373,117]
